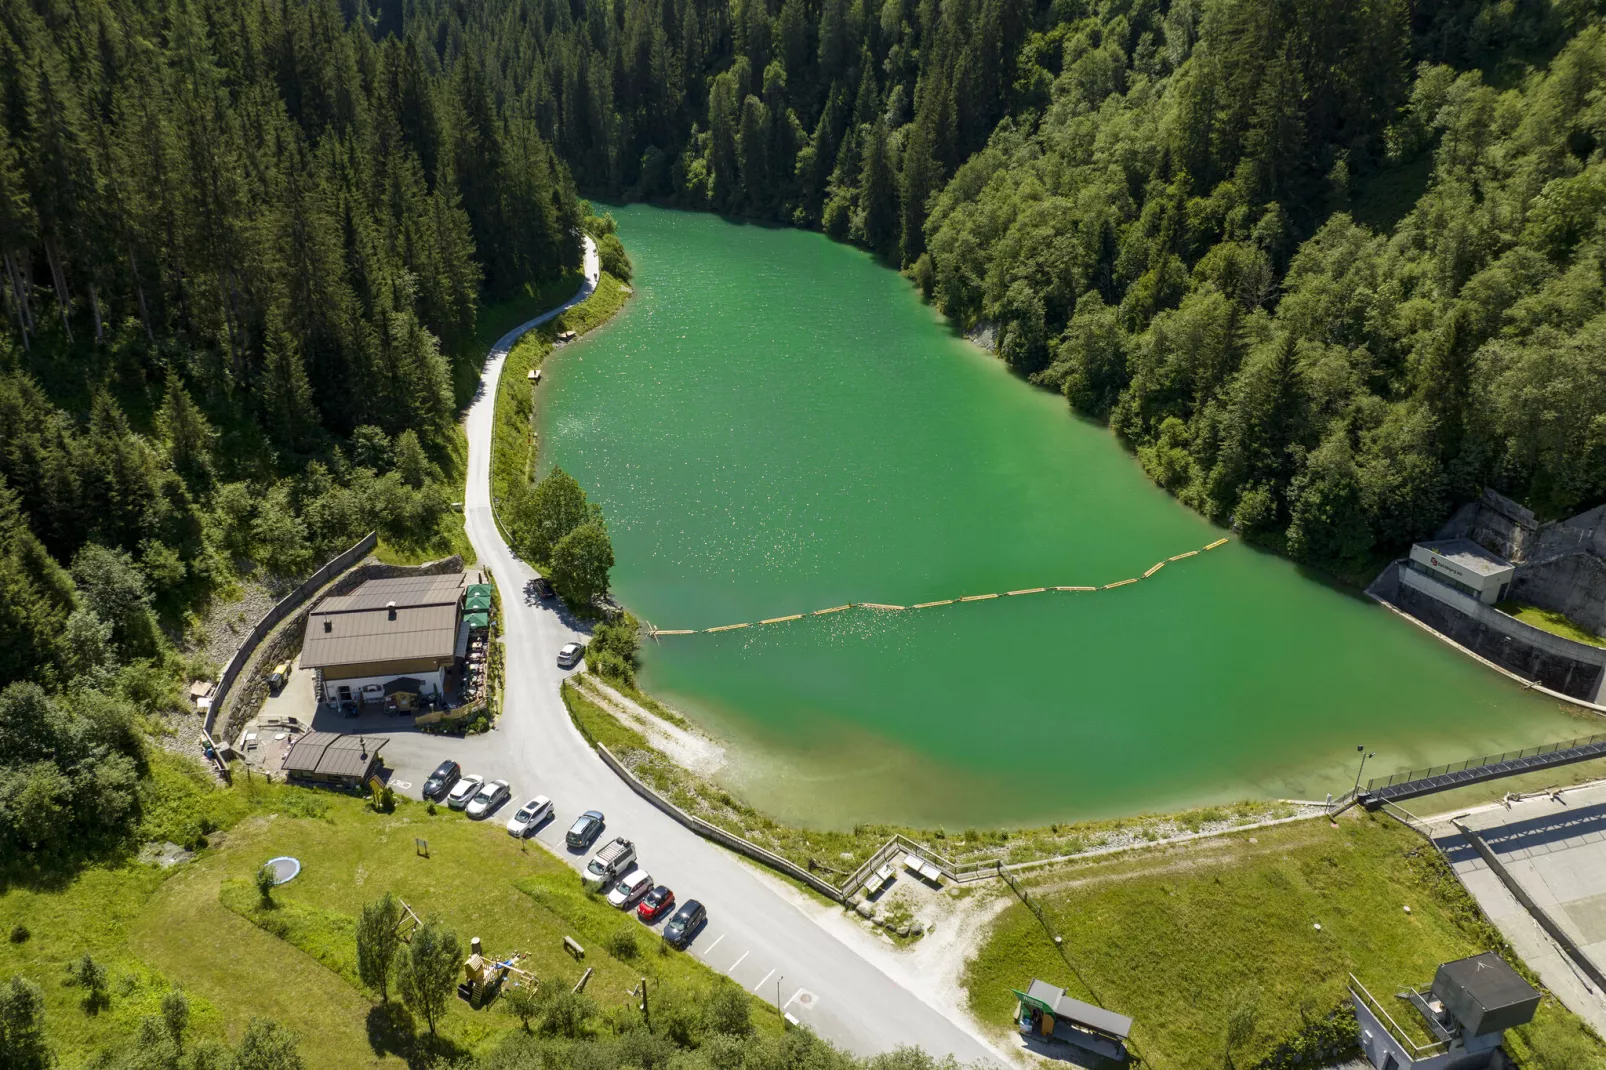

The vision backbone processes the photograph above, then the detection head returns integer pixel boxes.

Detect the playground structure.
[459,936,537,1008]
[648,537,1231,637]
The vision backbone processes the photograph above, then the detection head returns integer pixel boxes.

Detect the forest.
[405,0,1606,575]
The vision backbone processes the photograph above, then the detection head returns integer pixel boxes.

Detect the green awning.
[466,583,493,599]
[463,611,491,629]
[1012,990,1056,1016]
[464,593,493,611]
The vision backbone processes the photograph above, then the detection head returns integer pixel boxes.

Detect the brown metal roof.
[316,573,465,614]
[283,732,386,779]
[302,574,465,669]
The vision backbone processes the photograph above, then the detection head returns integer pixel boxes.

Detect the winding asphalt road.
[379,236,1004,1064]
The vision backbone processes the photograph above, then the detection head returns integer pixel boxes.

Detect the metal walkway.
[1358,733,1606,806]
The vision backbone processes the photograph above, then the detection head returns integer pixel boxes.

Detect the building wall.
[323,668,445,701]
[1394,569,1606,702]
[1409,546,1513,604]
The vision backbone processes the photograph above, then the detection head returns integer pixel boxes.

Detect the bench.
[902,852,943,884]
[563,936,585,960]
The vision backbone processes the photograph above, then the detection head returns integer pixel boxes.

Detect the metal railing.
[1348,974,1448,1058]
[1367,733,1606,791]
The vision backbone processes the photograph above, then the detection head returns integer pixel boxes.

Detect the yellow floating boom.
[705,622,750,633]
[861,603,905,611]
[759,614,802,625]
[1007,587,1047,596]
[655,629,696,636]
[1103,578,1138,589]
[1142,562,1165,579]
[961,593,1000,602]
[1168,550,1199,561]
[1204,537,1230,550]
[1054,586,1097,592]
[913,599,956,608]
[813,604,852,615]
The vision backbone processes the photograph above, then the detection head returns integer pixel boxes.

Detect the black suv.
[423,760,461,800]
[663,900,706,949]
[566,810,605,849]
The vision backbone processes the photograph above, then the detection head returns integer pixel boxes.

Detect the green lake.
[539,205,1589,828]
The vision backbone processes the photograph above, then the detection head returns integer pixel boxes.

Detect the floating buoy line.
[647,536,1231,638]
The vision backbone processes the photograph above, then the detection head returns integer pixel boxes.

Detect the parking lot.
[360,702,828,1029]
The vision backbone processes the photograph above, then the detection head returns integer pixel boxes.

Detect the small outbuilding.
[282,731,386,788]
[1406,539,1515,606]
[1351,953,1538,1070]
[1014,979,1131,1061]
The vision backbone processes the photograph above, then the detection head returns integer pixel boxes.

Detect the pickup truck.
[583,837,636,890]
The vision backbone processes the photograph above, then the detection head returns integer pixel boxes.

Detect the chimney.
[323,619,332,633]
[387,600,397,620]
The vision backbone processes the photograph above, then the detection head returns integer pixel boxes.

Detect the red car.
[637,885,675,922]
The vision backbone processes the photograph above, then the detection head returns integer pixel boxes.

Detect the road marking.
[698,934,725,958]
[726,950,749,975]
[751,968,775,993]
[392,781,412,790]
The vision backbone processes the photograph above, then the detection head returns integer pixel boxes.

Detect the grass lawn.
[962,813,1606,1069]
[0,753,776,1067]
[1498,601,1606,648]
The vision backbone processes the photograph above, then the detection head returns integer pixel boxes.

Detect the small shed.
[1015,979,1132,1061]
[283,731,387,788]
[1433,953,1539,1037]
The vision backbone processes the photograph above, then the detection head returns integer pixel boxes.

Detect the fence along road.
[459,237,1006,1065]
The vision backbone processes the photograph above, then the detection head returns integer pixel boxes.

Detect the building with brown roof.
[302,573,466,706]
[282,731,387,787]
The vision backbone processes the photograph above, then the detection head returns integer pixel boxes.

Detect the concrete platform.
[1428,782,1606,1035]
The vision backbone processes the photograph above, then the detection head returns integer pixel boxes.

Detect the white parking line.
[752,968,775,993]
[726,950,749,975]
[783,987,804,1010]
[698,934,725,958]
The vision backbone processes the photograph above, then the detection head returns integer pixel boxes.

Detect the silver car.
[506,795,553,837]
[446,774,484,811]
[465,778,510,819]
[557,642,585,668]
[607,867,654,909]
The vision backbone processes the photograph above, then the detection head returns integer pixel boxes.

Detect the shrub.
[604,925,639,960]
[8,924,28,944]
[255,863,276,905]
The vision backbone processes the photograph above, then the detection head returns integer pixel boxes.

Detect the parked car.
[268,662,289,694]
[557,642,585,669]
[423,760,461,800]
[466,778,510,819]
[663,900,706,948]
[566,810,605,849]
[583,837,637,890]
[506,796,553,837]
[533,577,554,599]
[637,885,675,922]
[446,774,484,811]
[607,868,654,909]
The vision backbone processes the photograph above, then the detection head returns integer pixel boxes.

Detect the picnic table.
[862,862,896,897]
[902,852,943,883]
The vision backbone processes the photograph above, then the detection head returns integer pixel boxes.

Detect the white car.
[446,774,484,811]
[506,796,553,837]
[466,778,510,819]
[557,642,585,668]
[607,867,654,909]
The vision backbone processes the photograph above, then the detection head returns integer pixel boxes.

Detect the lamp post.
[1351,745,1375,798]
[776,975,785,1021]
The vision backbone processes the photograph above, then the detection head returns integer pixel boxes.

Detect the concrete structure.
[282,731,386,788]
[1428,784,1606,1039]
[1351,953,1537,1070]
[1407,540,1515,606]
[301,573,467,704]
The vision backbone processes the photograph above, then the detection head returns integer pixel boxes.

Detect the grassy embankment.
[489,270,632,535]
[1498,601,1606,649]
[963,813,1606,1070]
[560,677,1304,888]
[0,751,776,1067]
